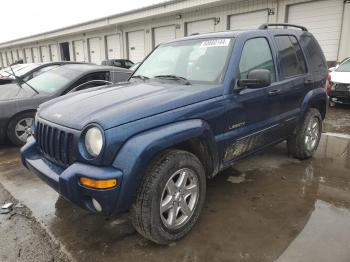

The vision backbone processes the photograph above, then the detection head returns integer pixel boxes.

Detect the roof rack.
[258,23,308,32]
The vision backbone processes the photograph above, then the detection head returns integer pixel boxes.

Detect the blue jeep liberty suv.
[21,24,328,244]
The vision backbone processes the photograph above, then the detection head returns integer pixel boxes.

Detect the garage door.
[73,40,86,62]
[127,30,145,63]
[0,52,4,67]
[32,47,40,62]
[18,49,24,61]
[49,44,59,61]
[88,38,102,64]
[287,0,343,61]
[229,10,268,30]
[25,48,33,63]
[106,34,121,59]
[40,46,50,62]
[186,19,215,36]
[12,50,18,62]
[153,25,176,47]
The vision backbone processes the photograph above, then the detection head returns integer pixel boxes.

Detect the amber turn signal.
[79,177,117,189]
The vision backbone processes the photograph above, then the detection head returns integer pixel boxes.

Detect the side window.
[239,38,276,82]
[72,72,110,91]
[275,35,306,78]
[113,61,122,67]
[124,61,134,68]
[300,35,327,76]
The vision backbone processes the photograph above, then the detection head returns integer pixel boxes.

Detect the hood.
[39,81,222,130]
[330,71,350,84]
[0,83,36,101]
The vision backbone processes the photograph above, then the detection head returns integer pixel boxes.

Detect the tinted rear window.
[299,35,327,76]
[275,35,306,78]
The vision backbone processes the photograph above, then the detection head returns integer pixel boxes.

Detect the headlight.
[85,127,104,157]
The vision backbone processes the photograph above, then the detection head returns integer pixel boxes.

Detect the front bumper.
[330,90,350,104]
[21,137,124,215]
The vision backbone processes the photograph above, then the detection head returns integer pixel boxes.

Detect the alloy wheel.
[15,118,33,143]
[160,168,199,229]
[305,117,320,151]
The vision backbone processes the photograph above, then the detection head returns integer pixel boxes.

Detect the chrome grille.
[36,121,75,166]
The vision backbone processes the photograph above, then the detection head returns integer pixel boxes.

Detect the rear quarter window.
[274,35,306,79]
[299,35,327,77]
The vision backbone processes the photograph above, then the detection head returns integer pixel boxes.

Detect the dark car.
[101,59,134,69]
[0,61,88,85]
[22,24,328,244]
[1,64,132,146]
[129,62,141,71]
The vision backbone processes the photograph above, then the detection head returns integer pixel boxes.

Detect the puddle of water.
[0,134,350,262]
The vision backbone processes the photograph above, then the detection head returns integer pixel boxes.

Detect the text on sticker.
[200,39,231,48]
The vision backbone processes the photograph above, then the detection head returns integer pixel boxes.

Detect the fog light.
[92,198,102,212]
[79,177,117,189]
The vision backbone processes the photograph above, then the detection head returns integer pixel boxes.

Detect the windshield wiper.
[154,75,191,85]
[8,66,39,94]
[131,75,149,81]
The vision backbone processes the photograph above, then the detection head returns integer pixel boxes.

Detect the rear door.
[273,34,308,121]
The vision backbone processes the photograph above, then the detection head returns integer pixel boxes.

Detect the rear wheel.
[287,108,322,159]
[131,149,206,244]
[7,112,35,147]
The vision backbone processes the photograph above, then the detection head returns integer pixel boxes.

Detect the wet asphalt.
[0,106,350,262]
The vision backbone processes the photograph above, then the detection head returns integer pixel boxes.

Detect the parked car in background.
[0,64,24,84]
[101,59,134,69]
[0,64,132,146]
[129,62,141,71]
[328,57,350,105]
[328,57,349,72]
[21,24,328,244]
[0,61,85,85]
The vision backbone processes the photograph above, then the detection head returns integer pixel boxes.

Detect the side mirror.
[236,69,271,91]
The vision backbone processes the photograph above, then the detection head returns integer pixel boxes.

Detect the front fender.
[300,87,328,120]
[112,119,218,213]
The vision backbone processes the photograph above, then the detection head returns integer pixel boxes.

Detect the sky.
[0,0,165,43]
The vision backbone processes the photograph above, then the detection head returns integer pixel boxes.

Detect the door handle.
[304,78,313,84]
[268,89,281,96]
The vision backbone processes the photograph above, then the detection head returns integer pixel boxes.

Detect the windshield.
[133,38,233,84]
[15,64,41,77]
[336,59,350,72]
[0,64,24,77]
[24,67,79,94]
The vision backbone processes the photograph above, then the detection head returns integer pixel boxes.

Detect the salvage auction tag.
[200,39,231,48]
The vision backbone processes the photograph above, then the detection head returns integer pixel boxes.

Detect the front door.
[223,36,279,164]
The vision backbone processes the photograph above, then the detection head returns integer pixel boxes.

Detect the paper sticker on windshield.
[200,39,231,48]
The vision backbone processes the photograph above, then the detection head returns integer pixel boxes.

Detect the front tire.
[287,108,322,160]
[131,149,206,244]
[7,112,35,147]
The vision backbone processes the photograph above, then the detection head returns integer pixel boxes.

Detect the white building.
[0,0,349,68]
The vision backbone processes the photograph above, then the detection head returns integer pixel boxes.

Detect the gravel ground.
[0,184,69,262]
